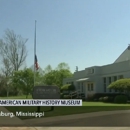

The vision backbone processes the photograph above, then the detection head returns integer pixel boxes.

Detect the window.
[81,82,84,92]
[103,77,106,92]
[88,68,94,74]
[108,77,112,92]
[77,82,80,90]
[109,77,111,84]
[104,84,106,92]
[91,83,93,91]
[115,89,117,92]
[119,75,123,79]
[103,77,106,83]
[114,76,117,92]
[88,84,90,91]
[114,76,117,81]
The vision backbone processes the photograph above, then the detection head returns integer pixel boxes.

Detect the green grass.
[1,95,130,120]
[83,102,130,106]
[0,95,32,99]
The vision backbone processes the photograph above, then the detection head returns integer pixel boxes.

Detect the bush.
[61,84,75,92]
[63,95,71,99]
[103,96,114,103]
[87,93,126,101]
[108,78,130,92]
[99,97,103,102]
[114,95,128,104]
[60,93,64,99]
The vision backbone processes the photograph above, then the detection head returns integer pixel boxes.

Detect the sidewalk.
[0,107,130,129]
[0,127,130,130]
[24,110,130,125]
[0,106,24,126]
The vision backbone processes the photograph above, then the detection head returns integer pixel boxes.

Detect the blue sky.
[0,0,130,73]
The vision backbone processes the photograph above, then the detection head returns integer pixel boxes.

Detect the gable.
[114,47,130,63]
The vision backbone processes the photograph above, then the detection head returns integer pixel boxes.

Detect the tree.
[108,79,130,95]
[1,58,13,97]
[56,62,70,70]
[44,65,52,74]
[12,68,34,98]
[43,63,73,87]
[0,29,28,71]
[43,70,58,86]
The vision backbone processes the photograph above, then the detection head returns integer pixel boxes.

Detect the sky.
[0,0,130,73]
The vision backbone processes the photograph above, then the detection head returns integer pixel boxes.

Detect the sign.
[32,85,60,99]
[0,99,82,106]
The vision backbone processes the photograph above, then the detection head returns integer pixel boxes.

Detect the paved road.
[32,113,130,127]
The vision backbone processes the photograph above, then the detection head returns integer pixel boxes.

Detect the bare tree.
[0,58,13,97]
[0,29,28,71]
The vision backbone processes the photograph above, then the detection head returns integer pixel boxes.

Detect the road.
[33,113,130,127]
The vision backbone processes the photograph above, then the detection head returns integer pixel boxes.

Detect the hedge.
[114,95,128,104]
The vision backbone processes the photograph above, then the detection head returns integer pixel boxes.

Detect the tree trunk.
[7,91,9,98]
[6,85,9,98]
[26,94,28,99]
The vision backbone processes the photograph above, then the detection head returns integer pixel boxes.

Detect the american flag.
[35,54,39,70]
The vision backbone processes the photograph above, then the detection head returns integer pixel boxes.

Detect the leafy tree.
[43,70,58,86]
[108,79,130,94]
[44,65,52,74]
[43,63,73,87]
[56,62,70,70]
[12,68,34,98]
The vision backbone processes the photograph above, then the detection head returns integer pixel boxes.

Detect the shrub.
[61,84,75,92]
[99,97,103,102]
[63,95,71,99]
[114,95,128,104]
[108,78,130,92]
[87,93,122,101]
[60,93,64,99]
[103,96,114,103]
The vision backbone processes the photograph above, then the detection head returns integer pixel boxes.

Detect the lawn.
[0,95,32,99]
[1,95,130,120]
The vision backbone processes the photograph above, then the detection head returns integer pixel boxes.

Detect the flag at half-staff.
[35,54,39,70]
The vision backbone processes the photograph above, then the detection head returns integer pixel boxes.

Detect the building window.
[114,76,117,81]
[88,84,90,91]
[109,77,111,92]
[113,76,117,92]
[104,84,106,92]
[118,75,123,79]
[91,83,93,91]
[82,82,84,92]
[103,77,106,84]
[77,82,80,90]
[103,77,106,92]
[109,77,111,84]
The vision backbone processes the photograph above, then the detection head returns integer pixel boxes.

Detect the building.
[63,46,130,98]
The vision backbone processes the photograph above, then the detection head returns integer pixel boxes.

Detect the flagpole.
[34,20,37,87]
